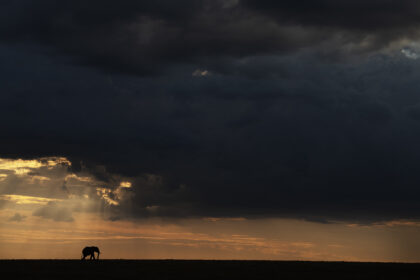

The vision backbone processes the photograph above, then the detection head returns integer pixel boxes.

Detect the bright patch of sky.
[401,43,420,59]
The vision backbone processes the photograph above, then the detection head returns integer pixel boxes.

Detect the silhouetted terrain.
[1,260,418,280]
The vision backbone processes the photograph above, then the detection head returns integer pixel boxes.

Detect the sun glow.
[0,194,61,205]
[0,157,71,176]
[119,181,132,188]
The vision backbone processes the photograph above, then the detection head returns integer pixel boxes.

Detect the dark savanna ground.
[1,260,418,280]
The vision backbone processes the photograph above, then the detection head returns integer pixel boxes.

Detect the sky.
[2,0,420,261]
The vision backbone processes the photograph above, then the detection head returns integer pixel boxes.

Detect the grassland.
[1,260,418,279]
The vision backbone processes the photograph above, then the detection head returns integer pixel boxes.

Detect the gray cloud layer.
[8,213,26,222]
[2,1,420,75]
[2,1,420,223]
[32,202,74,222]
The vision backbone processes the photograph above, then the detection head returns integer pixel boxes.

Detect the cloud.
[8,213,26,222]
[401,48,420,59]
[406,104,420,120]
[0,156,135,222]
[0,195,61,205]
[2,1,420,76]
[192,69,211,77]
[242,1,420,30]
[3,43,420,223]
[2,2,420,224]
[32,202,74,222]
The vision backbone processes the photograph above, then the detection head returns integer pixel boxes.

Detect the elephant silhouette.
[81,246,100,260]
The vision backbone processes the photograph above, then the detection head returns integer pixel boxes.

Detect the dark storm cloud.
[2,1,420,223]
[1,0,272,75]
[242,0,420,30]
[3,41,420,223]
[2,1,420,75]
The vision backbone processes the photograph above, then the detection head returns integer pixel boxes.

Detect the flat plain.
[1,260,418,280]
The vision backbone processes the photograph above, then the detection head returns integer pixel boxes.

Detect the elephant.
[81,246,100,260]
